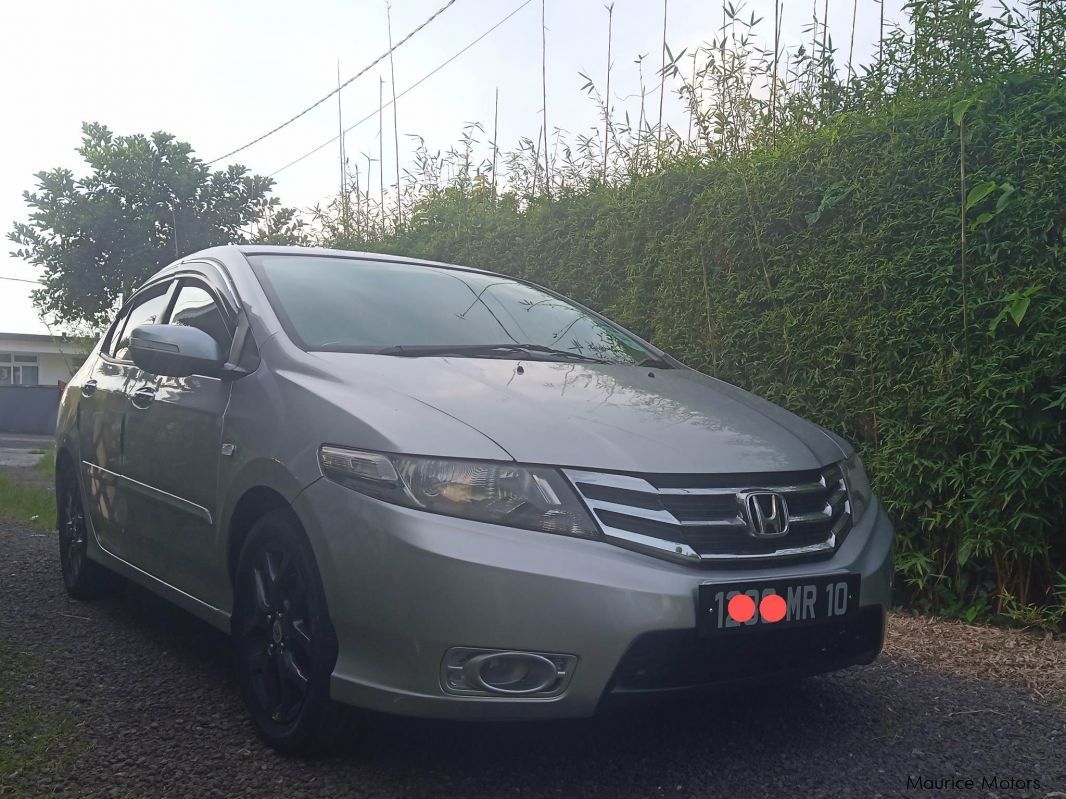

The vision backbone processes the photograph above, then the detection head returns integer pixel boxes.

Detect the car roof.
[141,245,497,300]
[190,244,484,274]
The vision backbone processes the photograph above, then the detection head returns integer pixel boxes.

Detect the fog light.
[441,648,577,697]
[479,654,532,687]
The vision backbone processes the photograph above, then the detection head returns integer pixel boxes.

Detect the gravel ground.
[1,519,1063,799]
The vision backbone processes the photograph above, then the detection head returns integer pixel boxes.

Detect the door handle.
[130,386,157,409]
[81,379,98,397]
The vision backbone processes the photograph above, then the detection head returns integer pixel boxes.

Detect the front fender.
[217,456,311,544]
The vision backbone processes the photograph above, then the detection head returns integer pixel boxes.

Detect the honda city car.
[54,246,894,751]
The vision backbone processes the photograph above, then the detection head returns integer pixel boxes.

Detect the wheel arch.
[54,444,78,516]
[226,486,292,582]
[221,458,316,584]
[55,445,77,480]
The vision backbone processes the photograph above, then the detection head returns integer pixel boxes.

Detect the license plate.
[698,574,860,636]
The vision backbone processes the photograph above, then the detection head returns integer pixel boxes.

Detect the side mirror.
[129,324,226,378]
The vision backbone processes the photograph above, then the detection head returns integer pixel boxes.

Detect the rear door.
[78,282,174,561]
[122,275,236,601]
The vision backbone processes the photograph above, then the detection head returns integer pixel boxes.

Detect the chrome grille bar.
[564,464,851,563]
[655,478,827,496]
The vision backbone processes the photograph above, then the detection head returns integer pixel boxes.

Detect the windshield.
[250,254,655,365]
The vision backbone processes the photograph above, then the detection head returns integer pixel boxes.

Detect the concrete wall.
[0,335,85,386]
[35,352,77,385]
[0,385,61,435]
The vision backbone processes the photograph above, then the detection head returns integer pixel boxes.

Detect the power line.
[0,275,42,285]
[207,0,460,166]
[270,0,534,178]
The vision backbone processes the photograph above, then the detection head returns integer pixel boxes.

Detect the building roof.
[0,331,87,351]
[0,332,62,343]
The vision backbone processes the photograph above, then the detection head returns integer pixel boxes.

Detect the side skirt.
[85,514,231,634]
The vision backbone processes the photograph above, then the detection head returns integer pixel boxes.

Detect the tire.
[57,464,121,600]
[232,509,339,754]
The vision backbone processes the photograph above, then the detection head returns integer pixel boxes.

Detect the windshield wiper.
[638,355,673,368]
[511,344,610,363]
[376,343,609,363]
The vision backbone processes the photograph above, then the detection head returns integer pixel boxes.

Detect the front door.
[79,284,173,561]
[122,280,234,603]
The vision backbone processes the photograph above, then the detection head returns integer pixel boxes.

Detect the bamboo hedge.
[379,75,1066,626]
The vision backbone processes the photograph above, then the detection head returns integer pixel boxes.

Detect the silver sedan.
[54,246,894,751]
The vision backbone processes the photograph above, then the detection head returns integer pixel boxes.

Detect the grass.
[34,445,56,478]
[0,473,55,532]
[0,640,79,786]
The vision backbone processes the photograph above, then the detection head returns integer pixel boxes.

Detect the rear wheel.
[57,464,121,599]
[232,510,338,753]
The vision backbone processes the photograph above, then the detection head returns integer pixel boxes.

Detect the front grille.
[564,463,851,563]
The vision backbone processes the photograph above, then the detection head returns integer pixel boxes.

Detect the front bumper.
[293,477,894,720]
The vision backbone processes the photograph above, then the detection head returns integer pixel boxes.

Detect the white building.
[0,332,86,386]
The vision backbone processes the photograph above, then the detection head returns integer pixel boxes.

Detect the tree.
[9,122,306,328]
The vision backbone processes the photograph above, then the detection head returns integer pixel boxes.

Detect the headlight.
[319,445,600,539]
[841,452,872,524]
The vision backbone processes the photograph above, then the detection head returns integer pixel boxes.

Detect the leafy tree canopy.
[9,122,306,328]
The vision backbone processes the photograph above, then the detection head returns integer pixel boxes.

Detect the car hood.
[308,354,846,474]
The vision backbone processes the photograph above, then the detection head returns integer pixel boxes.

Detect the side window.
[111,287,171,361]
[168,283,232,355]
[104,315,129,358]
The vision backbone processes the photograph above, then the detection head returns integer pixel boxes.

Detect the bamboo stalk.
[821,0,829,104]
[847,0,858,81]
[811,0,818,77]
[603,3,614,183]
[879,0,885,66]
[687,50,696,147]
[636,56,646,176]
[364,153,374,241]
[378,77,385,238]
[541,0,550,198]
[657,0,668,153]
[336,60,349,239]
[386,2,402,227]
[772,0,781,142]
[492,86,499,198]
[959,110,970,385]
[352,160,361,240]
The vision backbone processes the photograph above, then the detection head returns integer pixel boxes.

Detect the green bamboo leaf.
[1008,296,1031,326]
[952,98,975,125]
[995,183,1015,212]
[958,538,974,566]
[965,180,996,209]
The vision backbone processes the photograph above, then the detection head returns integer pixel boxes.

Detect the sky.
[0,0,909,335]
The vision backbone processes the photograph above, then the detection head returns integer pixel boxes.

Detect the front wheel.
[232,510,339,753]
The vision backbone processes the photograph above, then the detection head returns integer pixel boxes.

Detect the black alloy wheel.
[57,464,120,599]
[233,510,338,753]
